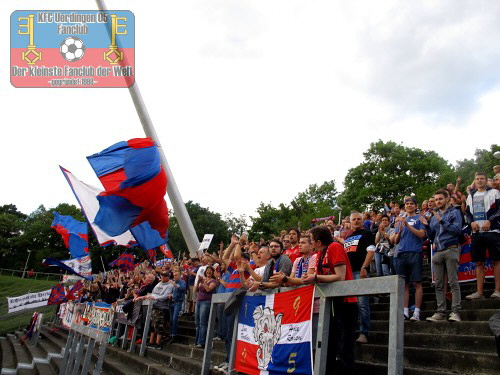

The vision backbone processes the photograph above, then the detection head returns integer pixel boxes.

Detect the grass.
[0,275,57,335]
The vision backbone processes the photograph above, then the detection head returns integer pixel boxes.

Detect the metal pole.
[22,250,31,278]
[94,0,200,257]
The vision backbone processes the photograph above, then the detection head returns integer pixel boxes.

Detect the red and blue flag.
[145,248,157,264]
[47,283,66,305]
[86,138,169,251]
[235,285,314,375]
[64,280,84,301]
[109,252,136,271]
[51,212,88,258]
[43,258,92,280]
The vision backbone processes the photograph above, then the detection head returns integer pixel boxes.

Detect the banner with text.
[7,289,51,313]
[11,10,135,88]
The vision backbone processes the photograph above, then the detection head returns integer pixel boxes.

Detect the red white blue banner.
[235,285,314,375]
[11,10,134,88]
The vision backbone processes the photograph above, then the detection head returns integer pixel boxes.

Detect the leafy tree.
[455,144,500,188]
[250,181,339,237]
[223,213,248,236]
[0,204,27,269]
[168,201,230,257]
[338,140,455,211]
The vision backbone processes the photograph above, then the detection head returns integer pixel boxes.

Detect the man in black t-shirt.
[342,212,376,344]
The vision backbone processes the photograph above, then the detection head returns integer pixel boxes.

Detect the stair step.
[0,336,17,371]
[366,331,495,353]
[371,320,493,336]
[371,308,499,321]
[371,298,500,312]
[356,344,500,375]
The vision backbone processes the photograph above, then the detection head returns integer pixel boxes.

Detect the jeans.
[170,301,183,337]
[433,247,461,314]
[225,310,237,362]
[216,303,226,339]
[352,271,370,335]
[195,300,211,346]
[374,251,390,276]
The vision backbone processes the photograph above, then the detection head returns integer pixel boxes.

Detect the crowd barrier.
[202,275,405,375]
[0,268,63,281]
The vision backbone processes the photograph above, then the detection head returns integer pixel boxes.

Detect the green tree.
[455,144,500,188]
[250,180,339,237]
[0,204,27,269]
[168,201,230,257]
[338,140,455,211]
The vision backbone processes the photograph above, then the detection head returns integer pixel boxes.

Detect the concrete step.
[371,298,500,312]
[356,344,500,374]
[14,331,57,375]
[366,331,496,353]
[355,360,488,375]
[0,336,17,373]
[371,308,499,322]
[371,320,493,336]
[6,333,33,375]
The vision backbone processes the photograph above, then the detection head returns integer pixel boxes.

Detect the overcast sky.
[2,0,499,220]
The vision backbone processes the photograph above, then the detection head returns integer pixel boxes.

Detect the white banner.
[7,289,51,313]
[198,234,214,255]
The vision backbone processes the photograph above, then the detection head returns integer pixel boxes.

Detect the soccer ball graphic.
[60,37,86,62]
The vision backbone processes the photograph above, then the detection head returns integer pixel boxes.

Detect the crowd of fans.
[74,167,500,374]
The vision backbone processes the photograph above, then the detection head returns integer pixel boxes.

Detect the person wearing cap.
[394,196,426,321]
[138,272,174,349]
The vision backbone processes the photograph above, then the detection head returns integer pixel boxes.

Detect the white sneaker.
[465,292,484,300]
[426,312,446,322]
[355,334,368,344]
[448,312,461,322]
[214,362,228,372]
[410,312,420,321]
[490,291,500,299]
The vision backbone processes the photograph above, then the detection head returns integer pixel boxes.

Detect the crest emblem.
[252,306,283,369]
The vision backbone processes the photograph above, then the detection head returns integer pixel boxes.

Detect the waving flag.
[51,212,88,258]
[145,248,157,264]
[86,138,168,250]
[62,255,92,277]
[47,283,66,305]
[109,252,136,271]
[65,281,84,301]
[43,258,92,280]
[60,167,137,247]
[235,285,314,375]
[159,244,173,259]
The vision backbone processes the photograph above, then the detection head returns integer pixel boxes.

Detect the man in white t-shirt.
[465,171,500,299]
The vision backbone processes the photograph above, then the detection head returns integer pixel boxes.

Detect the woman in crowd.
[194,265,217,348]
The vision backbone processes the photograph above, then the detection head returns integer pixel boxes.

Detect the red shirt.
[313,242,356,303]
[284,245,300,263]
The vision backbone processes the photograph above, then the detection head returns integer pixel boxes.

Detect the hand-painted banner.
[73,302,115,333]
[7,289,51,313]
[11,10,135,88]
[235,285,314,375]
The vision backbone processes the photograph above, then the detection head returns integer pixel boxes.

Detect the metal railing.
[202,275,405,375]
[0,268,64,281]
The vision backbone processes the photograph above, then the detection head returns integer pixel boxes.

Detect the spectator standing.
[167,269,186,343]
[342,212,376,344]
[214,262,230,341]
[421,189,463,322]
[465,172,500,299]
[194,266,217,348]
[284,228,301,263]
[374,215,393,277]
[394,197,426,321]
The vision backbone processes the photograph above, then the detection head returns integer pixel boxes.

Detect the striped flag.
[235,285,314,375]
[47,283,66,305]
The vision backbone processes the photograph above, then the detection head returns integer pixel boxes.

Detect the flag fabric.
[65,281,84,301]
[234,285,314,375]
[86,138,169,250]
[47,283,66,305]
[109,252,136,271]
[60,167,137,247]
[159,244,173,259]
[51,212,88,258]
[145,248,157,264]
[43,258,92,280]
[62,255,92,277]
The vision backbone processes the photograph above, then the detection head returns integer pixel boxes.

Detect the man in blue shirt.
[166,269,186,343]
[394,197,426,321]
[421,189,463,322]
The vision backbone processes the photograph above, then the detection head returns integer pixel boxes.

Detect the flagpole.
[95,0,201,256]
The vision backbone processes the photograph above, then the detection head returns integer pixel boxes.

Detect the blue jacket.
[172,279,186,303]
[425,206,462,251]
